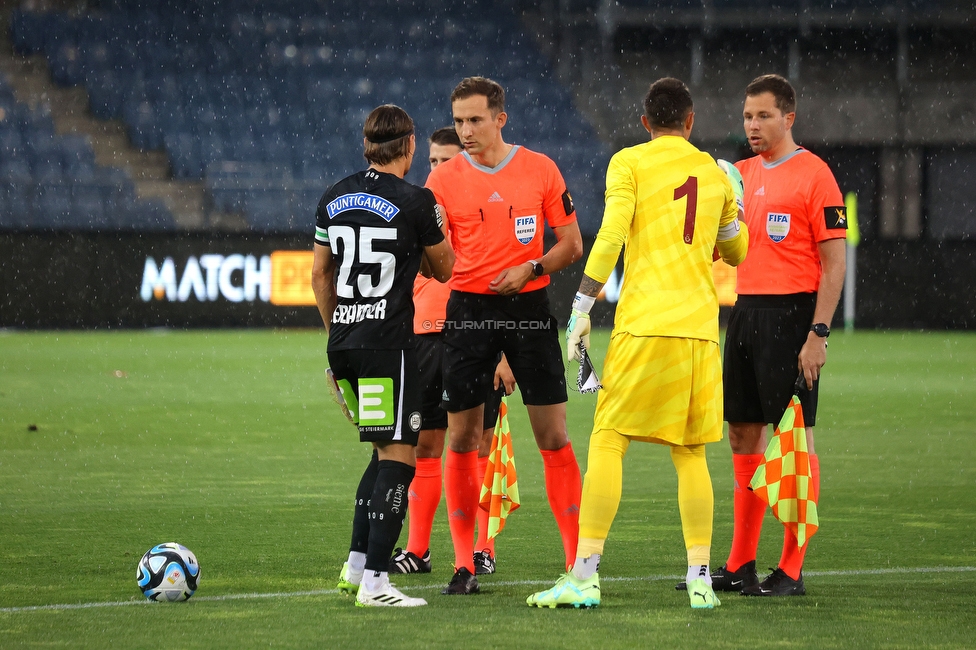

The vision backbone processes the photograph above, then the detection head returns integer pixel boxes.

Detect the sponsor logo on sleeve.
[766,212,791,243]
[562,189,575,216]
[825,206,848,229]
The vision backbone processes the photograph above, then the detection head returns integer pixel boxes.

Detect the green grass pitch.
[1,328,974,648]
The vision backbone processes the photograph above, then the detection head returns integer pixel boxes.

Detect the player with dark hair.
[390,127,514,577]
[425,76,584,596]
[703,73,846,596]
[427,126,462,169]
[311,104,454,607]
[527,77,748,610]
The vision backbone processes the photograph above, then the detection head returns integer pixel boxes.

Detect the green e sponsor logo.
[334,377,359,425]
[358,378,394,426]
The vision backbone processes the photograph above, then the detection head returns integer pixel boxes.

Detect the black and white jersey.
[315,168,444,351]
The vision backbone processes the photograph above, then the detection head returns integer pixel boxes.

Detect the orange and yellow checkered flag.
[749,392,820,548]
[479,396,520,539]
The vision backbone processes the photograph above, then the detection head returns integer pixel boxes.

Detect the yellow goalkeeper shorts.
[591,333,723,446]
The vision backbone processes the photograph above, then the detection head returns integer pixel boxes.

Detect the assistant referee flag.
[749,384,820,548]
[479,396,520,539]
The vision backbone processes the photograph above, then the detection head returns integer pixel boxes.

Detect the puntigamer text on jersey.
[327,193,400,222]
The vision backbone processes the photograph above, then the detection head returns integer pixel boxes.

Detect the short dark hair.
[643,77,693,130]
[429,126,461,148]
[363,104,414,165]
[745,74,796,114]
[450,76,505,115]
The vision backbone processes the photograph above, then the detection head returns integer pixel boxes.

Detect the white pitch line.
[2,566,974,614]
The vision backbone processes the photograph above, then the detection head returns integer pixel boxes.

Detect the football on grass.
[136,542,201,601]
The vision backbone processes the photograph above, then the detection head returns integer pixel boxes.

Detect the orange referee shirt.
[413,274,450,334]
[735,149,846,295]
[425,146,576,294]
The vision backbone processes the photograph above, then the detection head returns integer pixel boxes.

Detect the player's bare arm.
[798,237,846,388]
[310,242,337,333]
[488,221,583,295]
[418,255,432,278]
[578,273,603,298]
[419,204,451,278]
[493,354,516,394]
[486,263,533,295]
[423,239,455,283]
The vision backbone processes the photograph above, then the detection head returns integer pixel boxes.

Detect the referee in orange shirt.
[425,77,584,596]
[708,74,847,596]
[389,126,514,577]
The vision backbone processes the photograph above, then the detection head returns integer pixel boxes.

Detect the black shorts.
[723,293,819,426]
[417,332,506,430]
[441,289,567,412]
[327,347,422,445]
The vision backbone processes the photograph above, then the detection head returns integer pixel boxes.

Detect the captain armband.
[717,218,741,242]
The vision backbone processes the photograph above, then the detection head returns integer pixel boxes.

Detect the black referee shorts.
[416,333,505,430]
[441,289,566,412]
[723,293,819,426]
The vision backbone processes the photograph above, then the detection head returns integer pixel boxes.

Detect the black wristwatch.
[530,260,545,278]
[810,323,830,338]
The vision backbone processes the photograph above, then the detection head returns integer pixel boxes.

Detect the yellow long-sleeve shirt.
[584,135,748,343]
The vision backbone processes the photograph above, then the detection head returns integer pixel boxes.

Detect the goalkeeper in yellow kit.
[527,77,748,610]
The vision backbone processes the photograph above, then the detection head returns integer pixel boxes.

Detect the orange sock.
[474,455,494,556]
[540,443,581,571]
[405,457,441,557]
[726,453,767,572]
[778,454,820,580]
[444,449,479,573]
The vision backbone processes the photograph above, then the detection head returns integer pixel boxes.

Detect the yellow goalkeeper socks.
[670,445,714,562]
[578,429,630,550]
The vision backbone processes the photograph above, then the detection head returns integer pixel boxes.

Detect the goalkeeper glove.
[717,159,744,212]
[566,292,595,362]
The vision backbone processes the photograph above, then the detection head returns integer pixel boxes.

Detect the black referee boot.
[442,567,479,595]
[741,567,806,596]
[675,560,759,592]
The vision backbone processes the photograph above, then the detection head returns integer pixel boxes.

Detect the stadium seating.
[0,75,176,231]
[9,0,609,234]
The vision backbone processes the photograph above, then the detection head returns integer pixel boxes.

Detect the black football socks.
[349,449,379,555]
[365,460,416,572]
